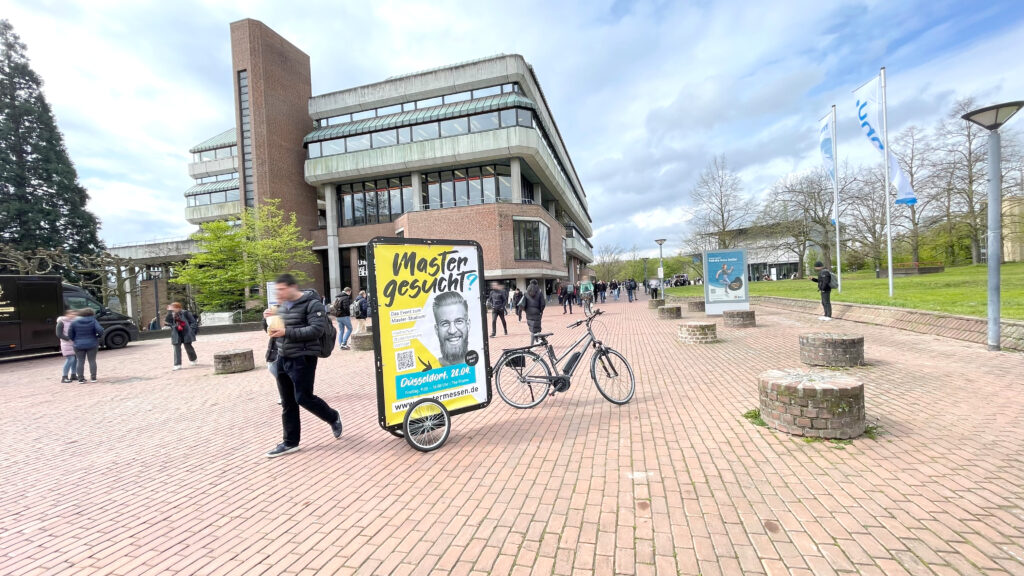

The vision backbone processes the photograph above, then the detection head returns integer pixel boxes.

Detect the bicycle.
[581,291,594,316]
[492,309,635,408]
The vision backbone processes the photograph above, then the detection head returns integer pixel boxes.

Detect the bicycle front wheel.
[494,350,552,409]
[591,348,635,405]
[403,398,450,452]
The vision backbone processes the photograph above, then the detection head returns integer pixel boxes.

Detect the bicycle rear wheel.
[494,350,552,409]
[591,347,635,405]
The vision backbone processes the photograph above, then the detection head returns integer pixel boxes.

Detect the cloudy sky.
[7,0,1024,255]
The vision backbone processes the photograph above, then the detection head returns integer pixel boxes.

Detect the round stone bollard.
[351,332,375,351]
[686,300,705,313]
[723,309,756,328]
[678,321,717,344]
[214,349,255,374]
[799,333,864,367]
[648,298,665,309]
[758,369,865,439]
[657,305,681,320]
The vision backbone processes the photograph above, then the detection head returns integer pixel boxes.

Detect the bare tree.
[937,97,988,264]
[844,166,889,269]
[762,169,838,269]
[592,244,625,281]
[690,155,756,248]
[891,126,938,264]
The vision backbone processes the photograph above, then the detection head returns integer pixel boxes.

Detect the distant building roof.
[190,127,236,154]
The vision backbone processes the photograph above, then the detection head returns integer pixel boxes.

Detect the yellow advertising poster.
[368,238,491,429]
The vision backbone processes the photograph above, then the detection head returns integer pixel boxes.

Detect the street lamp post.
[150,267,162,329]
[655,239,666,299]
[962,101,1024,351]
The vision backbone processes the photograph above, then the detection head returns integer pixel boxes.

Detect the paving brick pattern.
[1,296,1023,575]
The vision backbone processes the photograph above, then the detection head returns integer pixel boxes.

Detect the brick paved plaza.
[2,295,1023,576]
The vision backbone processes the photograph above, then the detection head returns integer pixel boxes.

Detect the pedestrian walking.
[67,308,104,383]
[353,290,369,334]
[523,279,546,342]
[264,273,343,458]
[488,282,508,337]
[331,287,354,349]
[626,278,636,302]
[165,302,199,370]
[56,310,77,383]
[560,282,574,314]
[511,287,524,321]
[610,280,619,301]
[810,261,834,320]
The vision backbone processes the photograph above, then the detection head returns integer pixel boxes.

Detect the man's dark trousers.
[276,355,339,447]
[491,309,507,335]
[820,289,832,318]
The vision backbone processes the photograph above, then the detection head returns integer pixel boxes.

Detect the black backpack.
[318,302,336,358]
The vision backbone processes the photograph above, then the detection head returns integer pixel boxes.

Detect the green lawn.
[664,262,1024,320]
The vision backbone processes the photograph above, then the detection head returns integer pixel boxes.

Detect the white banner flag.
[854,75,917,205]
[819,113,836,187]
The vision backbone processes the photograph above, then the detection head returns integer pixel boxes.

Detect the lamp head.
[961,101,1024,131]
[655,238,666,246]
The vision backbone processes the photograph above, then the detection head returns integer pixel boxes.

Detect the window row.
[513,220,551,262]
[316,83,521,127]
[340,177,415,227]
[187,188,240,207]
[194,172,238,185]
[337,164,517,227]
[192,145,237,163]
[308,108,533,159]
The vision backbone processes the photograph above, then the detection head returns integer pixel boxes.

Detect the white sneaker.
[172,365,181,371]
[190,361,198,366]
[823,317,833,321]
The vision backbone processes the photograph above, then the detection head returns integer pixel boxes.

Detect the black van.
[0,275,140,355]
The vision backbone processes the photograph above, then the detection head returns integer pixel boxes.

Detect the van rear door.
[20,279,62,350]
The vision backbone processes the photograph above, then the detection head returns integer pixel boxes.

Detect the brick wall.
[757,296,1024,352]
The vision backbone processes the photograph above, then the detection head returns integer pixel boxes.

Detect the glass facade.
[187,188,240,207]
[310,107,532,159]
[315,83,521,128]
[339,177,414,227]
[513,220,550,261]
[193,146,238,163]
[194,172,238,185]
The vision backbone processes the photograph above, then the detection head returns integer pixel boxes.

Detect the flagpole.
[831,104,841,292]
[880,67,894,298]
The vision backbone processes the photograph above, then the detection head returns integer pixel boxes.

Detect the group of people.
[327,288,370,350]
[56,301,201,382]
[486,280,547,339]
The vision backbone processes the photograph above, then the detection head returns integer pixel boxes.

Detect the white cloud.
[5,0,1024,252]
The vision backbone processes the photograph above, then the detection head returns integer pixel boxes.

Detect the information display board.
[367,237,492,430]
[703,248,750,315]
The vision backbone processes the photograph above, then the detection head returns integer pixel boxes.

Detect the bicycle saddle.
[534,332,554,340]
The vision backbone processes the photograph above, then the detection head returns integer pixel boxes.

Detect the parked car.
[670,273,690,287]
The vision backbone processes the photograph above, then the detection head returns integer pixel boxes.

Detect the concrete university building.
[184,19,593,300]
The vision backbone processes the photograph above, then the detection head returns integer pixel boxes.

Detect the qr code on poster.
[395,349,415,372]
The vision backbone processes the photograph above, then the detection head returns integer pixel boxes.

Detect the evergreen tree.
[0,19,103,255]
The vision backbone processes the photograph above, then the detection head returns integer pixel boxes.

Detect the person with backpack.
[351,290,370,333]
[165,302,199,370]
[331,287,354,350]
[56,310,77,383]
[626,278,636,302]
[811,261,835,321]
[560,282,574,314]
[66,308,104,383]
[264,273,342,458]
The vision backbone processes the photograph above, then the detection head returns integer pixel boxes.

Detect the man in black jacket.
[810,261,834,321]
[488,282,508,337]
[265,273,343,458]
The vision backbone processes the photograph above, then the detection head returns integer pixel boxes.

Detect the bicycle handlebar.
[566,308,603,329]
